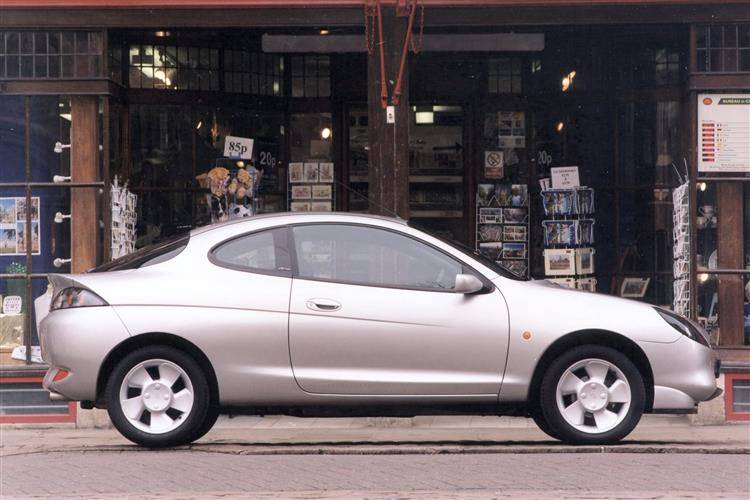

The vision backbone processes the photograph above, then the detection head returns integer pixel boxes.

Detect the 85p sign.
[224,135,254,159]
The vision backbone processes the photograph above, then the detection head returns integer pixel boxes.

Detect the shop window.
[128,44,220,91]
[695,24,750,73]
[616,47,681,87]
[211,228,289,273]
[0,31,103,79]
[487,57,522,94]
[224,50,283,96]
[727,375,750,420]
[291,55,330,98]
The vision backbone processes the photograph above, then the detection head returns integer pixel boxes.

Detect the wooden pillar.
[367,7,410,219]
[70,96,100,273]
[716,181,744,346]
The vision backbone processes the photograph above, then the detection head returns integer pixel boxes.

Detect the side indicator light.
[53,369,70,382]
[522,331,532,341]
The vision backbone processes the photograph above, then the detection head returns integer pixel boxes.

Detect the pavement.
[2,415,749,499]
[2,414,749,456]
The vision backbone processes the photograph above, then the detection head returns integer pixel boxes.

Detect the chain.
[409,0,425,54]
[364,1,376,55]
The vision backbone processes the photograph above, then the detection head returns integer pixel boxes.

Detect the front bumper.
[639,334,719,411]
[40,306,130,401]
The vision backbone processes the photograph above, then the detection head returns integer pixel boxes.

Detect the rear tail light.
[53,369,70,382]
[50,287,108,311]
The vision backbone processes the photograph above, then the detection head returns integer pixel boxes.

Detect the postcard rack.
[672,180,691,317]
[287,162,336,212]
[475,183,530,278]
[540,187,596,292]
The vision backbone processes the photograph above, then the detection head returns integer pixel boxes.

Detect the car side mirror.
[454,274,485,294]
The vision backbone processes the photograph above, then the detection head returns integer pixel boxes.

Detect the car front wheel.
[539,345,645,445]
[106,345,211,447]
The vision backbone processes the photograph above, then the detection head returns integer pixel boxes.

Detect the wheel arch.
[527,329,654,414]
[95,332,220,408]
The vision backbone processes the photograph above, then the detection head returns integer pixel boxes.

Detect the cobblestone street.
[2,449,749,499]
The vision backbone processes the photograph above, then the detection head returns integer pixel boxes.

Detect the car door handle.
[306,298,341,312]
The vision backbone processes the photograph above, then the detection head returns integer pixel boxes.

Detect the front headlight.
[655,308,710,347]
[50,287,108,311]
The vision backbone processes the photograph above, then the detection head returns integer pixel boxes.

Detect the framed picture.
[620,277,650,298]
[303,162,319,183]
[291,185,311,199]
[510,184,528,207]
[502,242,526,260]
[478,208,503,224]
[494,184,512,206]
[577,219,595,245]
[541,189,576,216]
[478,224,503,242]
[542,220,576,246]
[502,225,527,242]
[576,277,597,293]
[477,184,495,207]
[318,162,334,183]
[311,201,332,212]
[478,241,503,260]
[290,201,311,212]
[311,184,332,199]
[503,208,527,224]
[548,278,576,289]
[543,248,575,276]
[575,247,595,274]
[501,260,527,277]
[289,162,304,183]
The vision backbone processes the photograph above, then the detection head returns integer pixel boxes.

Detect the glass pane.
[212,230,279,271]
[0,96,27,182]
[293,224,462,289]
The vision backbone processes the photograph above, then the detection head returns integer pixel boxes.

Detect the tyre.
[531,408,560,440]
[106,345,210,447]
[188,404,220,443]
[539,345,645,445]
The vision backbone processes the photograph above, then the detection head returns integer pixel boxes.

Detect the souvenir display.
[548,278,576,289]
[543,248,576,276]
[575,247,595,274]
[289,162,335,212]
[111,177,137,259]
[198,163,261,223]
[475,182,530,278]
[542,220,577,246]
[576,277,597,292]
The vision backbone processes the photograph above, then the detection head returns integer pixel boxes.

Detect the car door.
[288,223,510,396]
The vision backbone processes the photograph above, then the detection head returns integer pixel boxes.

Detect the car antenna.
[331,178,403,220]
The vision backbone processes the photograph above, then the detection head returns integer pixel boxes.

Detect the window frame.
[208,226,292,278]
[288,222,494,294]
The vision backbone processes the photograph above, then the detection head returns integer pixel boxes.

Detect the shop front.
[1,1,748,423]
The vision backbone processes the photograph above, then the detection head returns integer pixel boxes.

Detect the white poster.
[550,166,580,189]
[698,94,750,173]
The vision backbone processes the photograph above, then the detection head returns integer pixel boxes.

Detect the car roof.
[190,212,407,236]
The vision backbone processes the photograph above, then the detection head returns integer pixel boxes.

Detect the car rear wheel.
[539,345,645,445]
[106,345,210,447]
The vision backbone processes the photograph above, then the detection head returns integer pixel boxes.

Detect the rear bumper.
[40,306,130,401]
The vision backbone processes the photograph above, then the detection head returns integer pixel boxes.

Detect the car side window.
[291,224,463,290]
[211,228,290,274]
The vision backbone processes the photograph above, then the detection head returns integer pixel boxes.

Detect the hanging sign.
[550,166,580,189]
[698,94,750,173]
[484,151,504,179]
[224,135,254,159]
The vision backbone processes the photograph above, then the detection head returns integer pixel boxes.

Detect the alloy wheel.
[118,358,195,434]
[555,358,631,434]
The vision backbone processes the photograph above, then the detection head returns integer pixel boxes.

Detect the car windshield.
[407,222,527,281]
[89,234,189,272]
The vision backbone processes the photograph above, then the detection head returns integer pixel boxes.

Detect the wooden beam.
[367,7,409,219]
[70,96,100,273]
[716,181,745,347]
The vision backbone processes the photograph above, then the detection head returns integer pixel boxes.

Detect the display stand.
[475,183,530,278]
[197,159,261,224]
[541,187,596,291]
[287,162,336,212]
[672,180,691,317]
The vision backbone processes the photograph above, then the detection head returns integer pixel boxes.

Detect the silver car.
[40,213,720,447]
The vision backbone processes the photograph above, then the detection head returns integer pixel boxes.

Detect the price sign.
[551,166,580,189]
[224,136,254,159]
